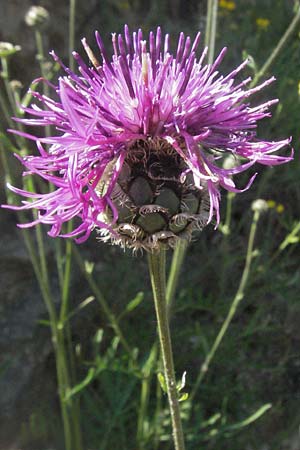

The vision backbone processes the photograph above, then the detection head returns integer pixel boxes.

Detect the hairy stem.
[148,249,186,450]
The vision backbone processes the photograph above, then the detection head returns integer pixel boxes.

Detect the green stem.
[205,0,219,64]
[223,191,234,236]
[69,0,76,70]
[1,58,18,116]
[137,239,188,448]
[0,90,15,128]
[153,367,163,450]
[148,249,186,450]
[60,235,73,323]
[259,220,300,275]
[190,209,261,400]
[1,149,75,450]
[251,6,300,87]
[219,192,235,296]
[136,343,158,447]
[278,220,300,252]
[55,328,74,450]
[204,0,212,48]
[166,239,188,315]
[0,57,25,148]
[34,30,51,137]
[59,226,83,450]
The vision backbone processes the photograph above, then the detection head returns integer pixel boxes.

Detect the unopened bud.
[251,199,268,213]
[0,42,21,58]
[25,6,50,28]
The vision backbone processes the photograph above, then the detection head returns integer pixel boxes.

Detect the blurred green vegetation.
[1,0,300,449]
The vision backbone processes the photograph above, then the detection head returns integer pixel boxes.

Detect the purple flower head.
[6,26,292,247]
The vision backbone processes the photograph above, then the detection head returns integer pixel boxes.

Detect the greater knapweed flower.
[5,26,292,250]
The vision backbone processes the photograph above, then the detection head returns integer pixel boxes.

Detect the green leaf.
[178,392,189,402]
[157,372,167,393]
[225,403,272,432]
[200,412,222,429]
[93,328,104,346]
[67,295,95,322]
[84,260,94,274]
[37,319,51,327]
[125,291,144,313]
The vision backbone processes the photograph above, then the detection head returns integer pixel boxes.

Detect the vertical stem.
[0,57,26,148]
[69,0,76,70]
[55,329,74,450]
[205,0,219,64]
[34,30,51,137]
[153,369,163,450]
[166,239,188,315]
[137,343,158,447]
[59,230,83,450]
[148,249,186,450]
[219,192,235,296]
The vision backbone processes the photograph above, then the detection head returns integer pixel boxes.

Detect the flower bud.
[251,199,268,213]
[25,6,50,28]
[0,42,21,58]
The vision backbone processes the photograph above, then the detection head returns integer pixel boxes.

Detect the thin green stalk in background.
[148,249,186,450]
[136,343,158,447]
[251,6,300,86]
[69,0,76,70]
[166,239,188,315]
[1,57,18,116]
[59,224,83,450]
[258,220,300,276]
[278,221,300,253]
[205,0,219,64]
[0,89,15,129]
[2,142,75,445]
[0,56,26,148]
[34,29,51,137]
[153,366,163,450]
[219,192,235,297]
[1,5,83,449]
[190,208,262,400]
